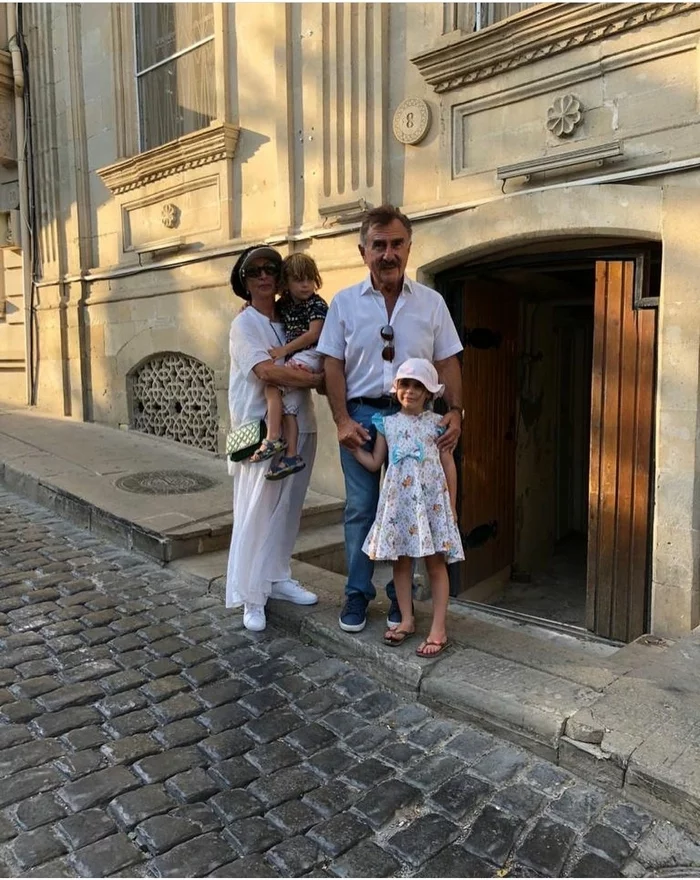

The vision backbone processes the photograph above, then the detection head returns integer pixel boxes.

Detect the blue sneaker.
[386,597,415,630]
[339,593,368,633]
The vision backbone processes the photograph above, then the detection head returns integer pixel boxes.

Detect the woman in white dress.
[226,245,322,631]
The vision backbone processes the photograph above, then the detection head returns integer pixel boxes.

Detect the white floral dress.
[363,411,465,565]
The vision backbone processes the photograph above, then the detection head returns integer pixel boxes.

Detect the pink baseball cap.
[391,358,445,397]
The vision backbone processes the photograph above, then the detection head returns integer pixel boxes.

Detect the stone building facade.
[1,2,699,642]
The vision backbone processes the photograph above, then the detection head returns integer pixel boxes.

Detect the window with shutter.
[442,2,535,34]
[134,3,216,151]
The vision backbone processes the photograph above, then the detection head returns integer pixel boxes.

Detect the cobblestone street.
[1,488,699,878]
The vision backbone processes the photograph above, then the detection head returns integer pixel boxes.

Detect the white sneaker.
[243,603,266,631]
[270,579,318,605]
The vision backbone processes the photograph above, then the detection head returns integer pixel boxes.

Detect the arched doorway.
[436,240,660,642]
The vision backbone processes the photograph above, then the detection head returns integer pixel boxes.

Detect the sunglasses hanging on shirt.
[380,324,395,362]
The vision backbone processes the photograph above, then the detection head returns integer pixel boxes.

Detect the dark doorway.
[439,244,659,640]
[497,279,594,628]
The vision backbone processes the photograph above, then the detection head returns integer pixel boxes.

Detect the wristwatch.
[448,405,465,419]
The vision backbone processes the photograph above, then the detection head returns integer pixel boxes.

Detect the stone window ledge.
[98,121,240,195]
[411,2,693,94]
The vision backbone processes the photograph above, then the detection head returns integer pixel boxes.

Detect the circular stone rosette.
[546,94,583,138]
[161,202,180,229]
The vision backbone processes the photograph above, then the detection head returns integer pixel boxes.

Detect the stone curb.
[0,461,340,565]
[0,461,221,563]
[255,566,700,837]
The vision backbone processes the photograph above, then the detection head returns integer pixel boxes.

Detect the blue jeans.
[340,401,400,603]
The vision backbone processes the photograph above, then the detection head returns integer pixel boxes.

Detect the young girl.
[351,358,464,657]
[250,253,328,480]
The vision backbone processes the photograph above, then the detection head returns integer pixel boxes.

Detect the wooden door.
[587,260,657,641]
[555,309,593,540]
[460,280,519,589]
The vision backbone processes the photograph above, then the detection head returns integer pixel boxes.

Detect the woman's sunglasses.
[244,264,280,279]
[380,324,395,362]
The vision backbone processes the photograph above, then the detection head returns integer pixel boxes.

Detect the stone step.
[2,478,344,565]
[192,553,698,831]
[202,558,616,762]
[297,497,345,532]
[293,523,346,573]
[169,518,346,586]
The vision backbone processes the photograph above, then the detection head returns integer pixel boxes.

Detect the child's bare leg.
[264,385,283,440]
[422,553,449,651]
[282,414,299,458]
[386,556,415,639]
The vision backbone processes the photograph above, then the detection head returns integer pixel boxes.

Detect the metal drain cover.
[115,470,218,495]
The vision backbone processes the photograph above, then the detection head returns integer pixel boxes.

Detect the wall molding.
[496,141,623,181]
[411,2,695,93]
[451,30,699,121]
[450,29,699,178]
[30,152,700,295]
[318,4,387,211]
[98,122,240,195]
[121,175,221,252]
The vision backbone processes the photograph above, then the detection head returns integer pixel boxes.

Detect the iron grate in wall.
[127,352,218,452]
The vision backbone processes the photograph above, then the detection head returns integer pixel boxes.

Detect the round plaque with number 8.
[392,98,431,145]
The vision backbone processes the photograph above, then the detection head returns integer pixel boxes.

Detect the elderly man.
[317,205,463,633]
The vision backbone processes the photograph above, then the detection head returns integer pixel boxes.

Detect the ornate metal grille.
[128,352,218,452]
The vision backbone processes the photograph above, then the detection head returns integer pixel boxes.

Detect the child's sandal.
[250,438,287,463]
[383,628,415,646]
[265,455,306,481]
[415,638,449,658]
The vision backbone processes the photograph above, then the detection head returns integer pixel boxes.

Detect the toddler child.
[351,358,464,657]
[250,253,328,480]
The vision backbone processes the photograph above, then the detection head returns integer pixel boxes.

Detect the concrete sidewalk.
[0,405,343,561]
[2,405,700,836]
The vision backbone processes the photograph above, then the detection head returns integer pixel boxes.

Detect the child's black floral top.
[278,293,328,349]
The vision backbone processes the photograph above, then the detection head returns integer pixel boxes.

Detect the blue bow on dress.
[391,441,425,465]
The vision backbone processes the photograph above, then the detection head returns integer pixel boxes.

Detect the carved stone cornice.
[411,2,694,94]
[98,122,240,195]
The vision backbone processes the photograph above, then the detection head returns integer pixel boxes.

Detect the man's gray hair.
[359,205,412,247]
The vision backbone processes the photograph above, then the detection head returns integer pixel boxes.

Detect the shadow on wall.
[27,2,283,418]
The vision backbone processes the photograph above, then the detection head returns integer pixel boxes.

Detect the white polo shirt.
[316,274,463,399]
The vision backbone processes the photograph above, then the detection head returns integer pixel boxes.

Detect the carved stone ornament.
[411,3,692,93]
[393,98,431,145]
[161,202,180,229]
[98,122,240,195]
[546,94,582,138]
